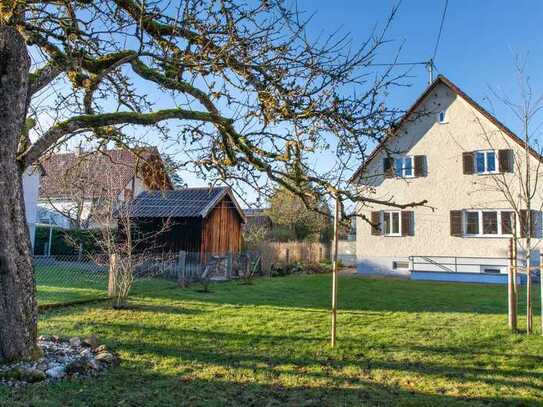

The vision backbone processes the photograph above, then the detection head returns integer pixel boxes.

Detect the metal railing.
[408,255,517,274]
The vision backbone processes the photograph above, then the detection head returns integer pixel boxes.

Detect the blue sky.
[297,0,543,127]
[195,0,543,206]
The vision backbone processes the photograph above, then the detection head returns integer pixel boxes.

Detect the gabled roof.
[126,186,245,222]
[39,147,173,199]
[350,74,543,183]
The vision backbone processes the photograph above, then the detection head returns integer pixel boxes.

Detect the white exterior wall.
[38,175,149,229]
[22,168,40,248]
[356,82,543,280]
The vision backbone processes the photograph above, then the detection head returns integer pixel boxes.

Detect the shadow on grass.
[121,302,204,316]
[73,318,543,396]
[0,359,538,406]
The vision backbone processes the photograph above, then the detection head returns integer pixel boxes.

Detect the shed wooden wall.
[132,217,202,253]
[200,195,242,255]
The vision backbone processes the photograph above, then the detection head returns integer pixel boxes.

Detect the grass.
[36,267,176,306]
[36,267,109,305]
[3,274,543,406]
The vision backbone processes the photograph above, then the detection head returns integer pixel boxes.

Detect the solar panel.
[127,187,228,218]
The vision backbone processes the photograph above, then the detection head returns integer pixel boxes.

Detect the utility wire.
[366,62,429,67]
[432,0,449,62]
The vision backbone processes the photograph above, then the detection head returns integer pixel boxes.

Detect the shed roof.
[126,187,245,221]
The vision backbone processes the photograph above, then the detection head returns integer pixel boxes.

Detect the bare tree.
[90,171,171,309]
[0,0,426,361]
[472,59,543,334]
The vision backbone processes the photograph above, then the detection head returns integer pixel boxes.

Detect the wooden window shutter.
[519,209,537,238]
[498,149,513,173]
[383,157,394,178]
[414,156,426,177]
[401,211,414,236]
[450,210,463,237]
[462,152,474,175]
[371,211,382,235]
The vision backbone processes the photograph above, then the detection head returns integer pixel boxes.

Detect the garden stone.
[65,359,87,375]
[87,359,99,370]
[45,366,66,379]
[95,352,114,364]
[69,337,81,347]
[82,335,98,349]
[0,337,118,386]
[95,345,108,353]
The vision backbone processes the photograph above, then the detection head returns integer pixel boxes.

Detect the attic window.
[438,111,447,123]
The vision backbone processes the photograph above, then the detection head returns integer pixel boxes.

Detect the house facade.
[353,75,543,284]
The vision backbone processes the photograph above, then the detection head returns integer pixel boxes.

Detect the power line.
[432,0,449,62]
[366,62,429,67]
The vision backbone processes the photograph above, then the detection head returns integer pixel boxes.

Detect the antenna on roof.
[426,60,434,84]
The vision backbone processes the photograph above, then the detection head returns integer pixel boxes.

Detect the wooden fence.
[257,241,330,273]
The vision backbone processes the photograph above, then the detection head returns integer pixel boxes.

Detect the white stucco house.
[22,166,42,249]
[38,147,173,229]
[352,75,543,284]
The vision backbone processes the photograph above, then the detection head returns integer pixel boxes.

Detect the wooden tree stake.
[508,238,517,331]
[331,194,340,347]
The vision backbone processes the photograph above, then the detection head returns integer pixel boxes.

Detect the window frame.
[393,156,414,178]
[383,210,402,237]
[438,110,447,123]
[474,150,499,175]
[463,209,514,238]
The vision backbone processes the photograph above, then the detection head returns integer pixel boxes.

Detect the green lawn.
[4,274,543,406]
[36,267,109,305]
[36,266,176,306]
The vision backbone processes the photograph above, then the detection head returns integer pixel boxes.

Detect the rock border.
[0,335,119,387]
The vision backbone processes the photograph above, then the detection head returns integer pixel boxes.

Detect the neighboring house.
[38,148,172,229]
[352,75,543,284]
[126,187,245,257]
[243,208,273,231]
[37,206,71,229]
[22,166,42,249]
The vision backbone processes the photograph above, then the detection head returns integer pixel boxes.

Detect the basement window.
[392,261,410,270]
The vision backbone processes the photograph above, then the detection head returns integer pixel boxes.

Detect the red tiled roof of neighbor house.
[350,74,543,183]
[39,147,173,200]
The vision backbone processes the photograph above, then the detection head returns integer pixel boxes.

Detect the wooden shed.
[126,187,245,256]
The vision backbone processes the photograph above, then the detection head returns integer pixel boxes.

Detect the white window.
[475,150,497,174]
[464,210,514,237]
[383,211,401,236]
[394,157,414,178]
[438,111,447,123]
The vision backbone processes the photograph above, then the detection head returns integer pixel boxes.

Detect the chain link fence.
[35,250,262,307]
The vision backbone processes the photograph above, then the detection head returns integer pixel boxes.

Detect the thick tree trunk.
[0,26,38,362]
